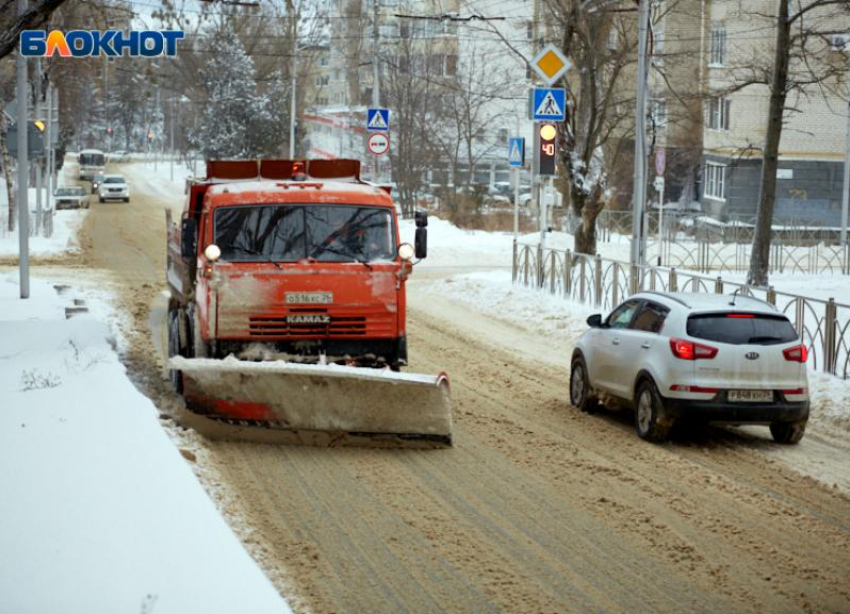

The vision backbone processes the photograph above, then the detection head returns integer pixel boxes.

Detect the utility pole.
[46,82,52,205]
[841,62,850,251]
[16,0,30,298]
[34,58,43,236]
[630,0,650,267]
[170,97,175,182]
[289,30,297,159]
[372,0,380,182]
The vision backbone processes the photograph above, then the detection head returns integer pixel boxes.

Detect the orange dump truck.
[166,159,452,446]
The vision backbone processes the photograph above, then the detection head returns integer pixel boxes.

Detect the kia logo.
[745,352,760,360]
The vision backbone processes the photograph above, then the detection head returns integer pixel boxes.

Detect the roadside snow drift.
[0,275,291,614]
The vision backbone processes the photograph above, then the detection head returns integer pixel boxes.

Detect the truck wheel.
[635,379,673,443]
[167,309,185,393]
[570,357,597,413]
[770,420,807,444]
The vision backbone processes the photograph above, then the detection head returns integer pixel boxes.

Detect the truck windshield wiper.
[233,246,283,270]
[310,245,373,270]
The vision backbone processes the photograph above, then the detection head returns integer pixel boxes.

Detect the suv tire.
[635,379,673,443]
[770,419,807,444]
[570,357,597,413]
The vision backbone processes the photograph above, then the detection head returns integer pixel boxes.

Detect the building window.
[498,128,508,143]
[608,27,618,51]
[707,96,731,130]
[527,21,534,40]
[319,56,329,67]
[704,163,727,200]
[445,54,458,76]
[709,26,726,66]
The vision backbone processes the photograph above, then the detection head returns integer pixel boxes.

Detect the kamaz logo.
[20,30,184,57]
[287,315,331,325]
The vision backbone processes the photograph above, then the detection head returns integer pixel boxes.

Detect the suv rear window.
[687,313,798,345]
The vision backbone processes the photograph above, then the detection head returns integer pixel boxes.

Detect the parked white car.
[54,186,89,210]
[98,174,130,203]
[570,291,809,444]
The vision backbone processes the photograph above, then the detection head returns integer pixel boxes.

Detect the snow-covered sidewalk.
[0,273,291,614]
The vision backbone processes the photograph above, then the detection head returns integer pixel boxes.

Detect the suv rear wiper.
[747,335,784,344]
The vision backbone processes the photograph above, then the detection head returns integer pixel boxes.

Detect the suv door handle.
[641,342,652,349]
[612,338,620,345]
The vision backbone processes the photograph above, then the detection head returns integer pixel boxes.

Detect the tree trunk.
[748,0,791,287]
[0,100,16,232]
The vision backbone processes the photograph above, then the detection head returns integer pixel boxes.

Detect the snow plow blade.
[169,356,453,447]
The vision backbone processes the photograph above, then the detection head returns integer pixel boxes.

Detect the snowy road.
[27,161,850,613]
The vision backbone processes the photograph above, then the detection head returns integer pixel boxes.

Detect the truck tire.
[770,419,807,444]
[570,357,597,413]
[167,309,184,392]
[634,379,673,443]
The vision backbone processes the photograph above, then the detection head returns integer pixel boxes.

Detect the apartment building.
[700,0,850,223]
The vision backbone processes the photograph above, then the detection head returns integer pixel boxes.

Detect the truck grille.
[249,315,368,337]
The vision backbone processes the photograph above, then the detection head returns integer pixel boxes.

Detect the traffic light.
[538,123,557,176]
[106,126,113,135]
[33,120,45,132]
[147,131,153,141]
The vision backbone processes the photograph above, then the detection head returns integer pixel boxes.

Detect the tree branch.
[0,0,69,59]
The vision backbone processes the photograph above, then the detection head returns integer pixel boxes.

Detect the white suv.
[570,291,809,444]
[98,174,130,203]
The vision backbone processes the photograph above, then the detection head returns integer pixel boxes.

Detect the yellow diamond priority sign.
[531,44,571,85]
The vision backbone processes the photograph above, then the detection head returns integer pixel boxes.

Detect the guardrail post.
[649,265,656,290]
[580,257,587,303]
[564,249,572,297]
[669,268,678,293]
[512,240,518,283]
[715,276,723,295]
[594,254,602,307]
[766,285,776,305]
[612,263,619,306]
[537,244,544,288]
[825,298,837,374]
[550,252,557,294]
[629,264,639,295]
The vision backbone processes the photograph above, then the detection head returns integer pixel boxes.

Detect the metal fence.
[513,241,850,379]
[565,210,850,275]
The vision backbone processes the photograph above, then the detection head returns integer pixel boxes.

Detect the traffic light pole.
[34,58,43,236]
[630,0,650,268]
[16,0,30,298]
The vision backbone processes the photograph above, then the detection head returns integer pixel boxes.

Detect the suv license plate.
[729,390,772,403]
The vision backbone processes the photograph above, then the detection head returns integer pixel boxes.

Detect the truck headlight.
[204,244,221,262]
[398,243,415,261]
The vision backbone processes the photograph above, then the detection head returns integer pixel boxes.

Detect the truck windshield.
[214,205,395,263]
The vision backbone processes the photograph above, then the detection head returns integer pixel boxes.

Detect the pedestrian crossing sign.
[532,88,566,121]
[508,137,525,167]
[367,108,390,131]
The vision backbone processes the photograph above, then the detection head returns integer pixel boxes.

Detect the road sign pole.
[513,167,520,241]
[46,83,52,206]
[16,0,30,298]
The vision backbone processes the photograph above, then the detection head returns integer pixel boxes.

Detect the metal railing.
[513,241,850,379]
[568,210,850,275]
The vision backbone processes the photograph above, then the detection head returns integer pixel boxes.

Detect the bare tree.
[0,0,69,60]
[744,0,850,286]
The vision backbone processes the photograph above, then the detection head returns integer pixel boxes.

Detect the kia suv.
[570,291,809,444]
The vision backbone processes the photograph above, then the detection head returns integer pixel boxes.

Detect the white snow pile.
[0,273,291,614]
[0,178,87,258]
[399,216,517,269]
[429,270,594,344]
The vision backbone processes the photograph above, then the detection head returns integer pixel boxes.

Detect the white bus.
[79,149,106,181]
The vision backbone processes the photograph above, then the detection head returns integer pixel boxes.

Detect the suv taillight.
[783,344,808,363]
[669,338,718,360]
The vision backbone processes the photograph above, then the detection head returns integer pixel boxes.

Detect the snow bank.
[0,274,291,614]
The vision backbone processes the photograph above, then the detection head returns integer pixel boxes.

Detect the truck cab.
[167,159,427,372]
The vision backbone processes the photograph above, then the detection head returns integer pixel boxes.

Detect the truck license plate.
[728,390,772,403]
[286,292,333,305]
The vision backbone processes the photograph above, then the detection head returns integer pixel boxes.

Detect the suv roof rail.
[638,290,691,308]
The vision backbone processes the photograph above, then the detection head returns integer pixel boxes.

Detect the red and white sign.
[655,148,666,175]
[367,133,390,156]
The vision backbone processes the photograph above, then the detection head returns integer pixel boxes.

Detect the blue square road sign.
[366,108,390,131]
[532,88,566,122]
[508,137,525,167]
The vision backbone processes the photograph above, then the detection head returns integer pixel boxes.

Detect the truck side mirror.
[414,209,428,228]
[415,227,427,259]
[181,218,197,260]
